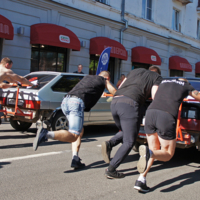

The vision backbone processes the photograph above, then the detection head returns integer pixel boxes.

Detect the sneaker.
[137,145,150,174]
[71,156,85,169]
[105,168,125,179]
[134,180,150,193]
[101,141,112,163]
[33,127,48,151]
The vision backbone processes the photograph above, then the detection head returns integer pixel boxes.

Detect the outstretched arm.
[105,80,116,95]
[0,82,13,89]
[118,77,127,89]
[189,90,200,101]
[5,70,34,86]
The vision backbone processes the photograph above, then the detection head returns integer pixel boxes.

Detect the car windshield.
[14,74,57,90]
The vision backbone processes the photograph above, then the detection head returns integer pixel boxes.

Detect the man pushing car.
[33,71,116,169]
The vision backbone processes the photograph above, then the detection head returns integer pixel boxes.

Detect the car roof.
[26,71,87,76]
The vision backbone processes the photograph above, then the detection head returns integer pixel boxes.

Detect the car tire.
[51,111,69,131]
[10,117,32,131]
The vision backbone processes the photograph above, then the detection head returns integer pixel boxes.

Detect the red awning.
[131,46,161,65]
[195,62,200,74]
[90,37,127,60]
[169,56,192,72]
[0,15,14,40]
[30,23,80,51]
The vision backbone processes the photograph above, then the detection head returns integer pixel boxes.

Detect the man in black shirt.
[134,78,200,193]
[33,71,116,169]
[73,64,84,74]
[101,67,162,179]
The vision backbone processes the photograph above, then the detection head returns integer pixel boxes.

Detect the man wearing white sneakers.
[134,78,200,192]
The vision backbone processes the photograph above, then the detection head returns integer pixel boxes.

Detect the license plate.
[8,98,24,106]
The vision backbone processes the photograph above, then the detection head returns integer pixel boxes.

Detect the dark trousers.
[109,96,141,169]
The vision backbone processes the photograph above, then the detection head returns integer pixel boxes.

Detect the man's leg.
[33,96,84,151]
[101,99,123,164]
[134,134,176,192]
[71,128,85,169]
[151,136,176,161]
[134,133,160,192]
[33,127,79,151]
[105,100,140,179]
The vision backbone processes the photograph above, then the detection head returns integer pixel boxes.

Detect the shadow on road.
[0,162,11,169]
[64,146,200,194]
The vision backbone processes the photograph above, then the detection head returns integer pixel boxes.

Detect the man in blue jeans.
[33,71,116,169]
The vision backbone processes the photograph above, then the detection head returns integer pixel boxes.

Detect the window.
[51,75,83,92]
[96,0,107,4]
[23,74,56,90]
[170,69,183,77]
[142,0,152,20]
[197,20,200,39]
[172,9,180,32]
[196,73,200,77]
[31,45,67,72]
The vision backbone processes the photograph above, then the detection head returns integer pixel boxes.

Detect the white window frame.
[172,8,180,32]
[197,19,200,39]
[142,0,153,21]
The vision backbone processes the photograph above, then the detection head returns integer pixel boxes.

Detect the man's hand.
[189,90,200,101]
[105,80,116,96]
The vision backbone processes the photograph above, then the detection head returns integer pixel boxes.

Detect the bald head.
[98,71,110,81]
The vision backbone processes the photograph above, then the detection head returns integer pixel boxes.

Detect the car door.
[88,89,114,122]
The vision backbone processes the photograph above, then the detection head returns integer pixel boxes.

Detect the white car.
[0,71,114,131]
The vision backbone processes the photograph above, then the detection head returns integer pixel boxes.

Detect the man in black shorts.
[101,67,162,179]
[134,78,200,192]
[33,71,116,169]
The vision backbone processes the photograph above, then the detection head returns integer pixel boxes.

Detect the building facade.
[1,0,200,84]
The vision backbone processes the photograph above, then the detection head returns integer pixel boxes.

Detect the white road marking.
[97,145,102,147]
[0,150,71,162]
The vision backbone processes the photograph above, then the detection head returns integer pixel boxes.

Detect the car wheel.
[51,111,69,131]
[10,117,32,131]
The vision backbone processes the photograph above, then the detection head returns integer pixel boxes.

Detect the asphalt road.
[0,122,200,200]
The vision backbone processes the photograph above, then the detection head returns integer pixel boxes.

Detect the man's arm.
[0,82,13,89]
[189,90,200,101]
[151,85,159,100]
[118,77,127,89]
[5,70,34,86]
[105,80,116,95]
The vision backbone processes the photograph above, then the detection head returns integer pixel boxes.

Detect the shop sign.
[151,55,157,62]
[59,35,70,43]
[0,23,9,35]
[104,45,126,57]
[180,63,191,69]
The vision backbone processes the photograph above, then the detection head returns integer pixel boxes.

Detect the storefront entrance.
[31,44,67,72]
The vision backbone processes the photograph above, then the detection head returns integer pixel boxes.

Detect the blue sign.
[96,47,112,75]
